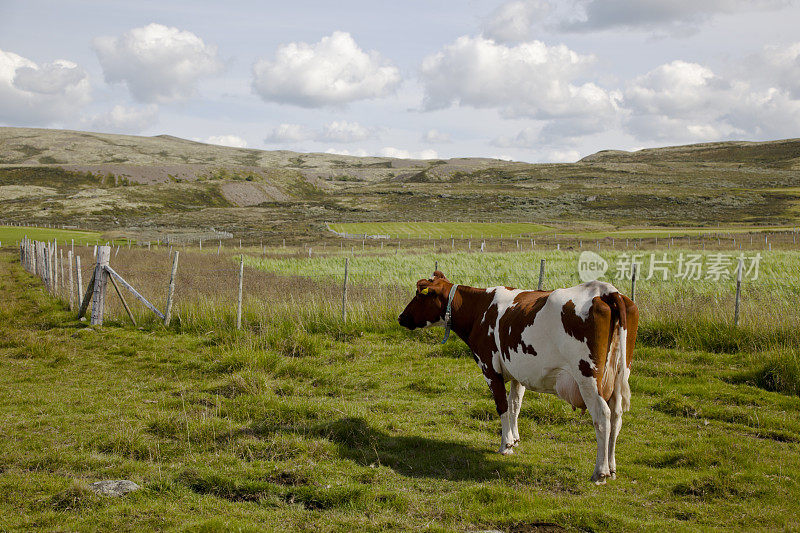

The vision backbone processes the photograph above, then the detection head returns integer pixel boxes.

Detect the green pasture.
[0,225,104,246]
[328,222,552,239]
[328,222,799,241]
[2,248,800,531]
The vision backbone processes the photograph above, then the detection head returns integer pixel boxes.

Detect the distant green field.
[330,222,799,241]
[329,222,552,239]
[0,226,103,246]
[579,225,799,240]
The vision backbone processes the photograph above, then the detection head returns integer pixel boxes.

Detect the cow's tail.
[611,292,631,412]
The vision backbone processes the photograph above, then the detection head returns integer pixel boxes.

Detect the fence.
[15,235,774,334]
[19,238,179,327]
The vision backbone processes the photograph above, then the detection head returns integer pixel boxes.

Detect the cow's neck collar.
[440,283,459,344]
[446,285,496,347]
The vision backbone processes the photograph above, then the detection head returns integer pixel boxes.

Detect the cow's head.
[398,271,451,330]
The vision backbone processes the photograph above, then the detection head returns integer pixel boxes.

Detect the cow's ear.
[432,270,448,281]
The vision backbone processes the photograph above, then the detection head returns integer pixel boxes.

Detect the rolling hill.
[2,127,800,243]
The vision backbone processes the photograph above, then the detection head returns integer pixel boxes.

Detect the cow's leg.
[507,379,525,446]
[607,383,623,480]
[484,372,514,454]
[577,377,612,484]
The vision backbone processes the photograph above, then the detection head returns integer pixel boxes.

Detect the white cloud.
[422,129,451,143]
[421,36,619,122]
[745,42,800,98]
[491,127,541,148]
[623,59,800,142]
[624,61,744,141]
[726,87,800,140]
[0,49,90,125]
[263,123,311,143]
[482,1,552,43]
[562,0,789,34]
[379,147,439,159]
[544,149,581,162]
[480,1,791,40]
[93,23,223,103]
[89,104,158,133]
[252,31,401,107]
[316,120,374,143]
[325,147,369,157]
[205,135,248,148]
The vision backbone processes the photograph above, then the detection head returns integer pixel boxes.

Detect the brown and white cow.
[398,271,638,484]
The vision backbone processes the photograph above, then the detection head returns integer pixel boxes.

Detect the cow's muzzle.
[398,313,415,330]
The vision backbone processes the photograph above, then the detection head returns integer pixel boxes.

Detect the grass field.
[243,248,800,337]
[329,222,800,241]
[328,222,553,239]
[0,225,104,246]
[3,246,800,530]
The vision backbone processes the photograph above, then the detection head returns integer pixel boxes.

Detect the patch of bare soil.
[0,185,57,200]
[59,164,208,185]
[220,182,289,206]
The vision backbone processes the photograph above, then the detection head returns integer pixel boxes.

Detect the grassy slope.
[1,250,799,531]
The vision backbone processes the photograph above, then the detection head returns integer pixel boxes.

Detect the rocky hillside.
[3,127,800,242]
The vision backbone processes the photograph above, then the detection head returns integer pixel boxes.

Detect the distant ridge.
[580,138,800,167]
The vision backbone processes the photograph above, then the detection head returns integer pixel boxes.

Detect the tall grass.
[49,245,800,395]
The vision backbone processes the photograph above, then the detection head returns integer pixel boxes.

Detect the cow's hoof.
[609,470,617,480]
[590,471,610,484]
[512,438,520,447]
[498,445,514,455]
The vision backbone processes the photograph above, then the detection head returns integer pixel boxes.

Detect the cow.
[398,271,638,484]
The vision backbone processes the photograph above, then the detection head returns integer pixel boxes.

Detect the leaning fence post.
[163,251,180,327]
[734,257,743,326]
[90,246,111,325]
[236,254,244,330]
[631,264,638,303]
[342,257,349,321]
[537,259,545,290]
[109,273,137,327]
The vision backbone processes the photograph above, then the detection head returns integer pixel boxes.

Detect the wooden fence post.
[631,264,638,303]
[734,257,743,326]
[68,250,75,311]
[76,255,83,306]
[90,246,111,325]
[537,259,545,291]
[163,251,180,327]
[51,240,58,292]
[342,257,349,321]
[44,242,51,292]
[236,254,244,330]
[59,249,65,298]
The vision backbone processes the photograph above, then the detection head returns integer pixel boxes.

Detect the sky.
[1,0,799,163]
